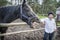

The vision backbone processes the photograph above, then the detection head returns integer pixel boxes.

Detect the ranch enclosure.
[0,0,60,40]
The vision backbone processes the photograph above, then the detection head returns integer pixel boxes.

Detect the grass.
[57,22,60,26]
[37,14,47,19]
[38,15,47,19]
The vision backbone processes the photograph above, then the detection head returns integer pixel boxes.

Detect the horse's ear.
[22,0,27,4]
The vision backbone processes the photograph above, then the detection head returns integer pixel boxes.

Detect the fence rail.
[0,28,44,36]
[0,22,59,37]
[0,22,45,36]
[0,22,27,27]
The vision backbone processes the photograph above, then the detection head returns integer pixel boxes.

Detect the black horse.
[0,0,40,40]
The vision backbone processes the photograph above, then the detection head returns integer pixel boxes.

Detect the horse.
[0,0,40,40]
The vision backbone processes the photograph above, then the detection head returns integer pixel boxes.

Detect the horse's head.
[21,0,40,28]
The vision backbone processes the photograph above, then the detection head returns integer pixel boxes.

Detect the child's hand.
[32,22,39,28]
[54,29,57,32]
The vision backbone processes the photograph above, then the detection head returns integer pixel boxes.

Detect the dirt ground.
[4,27,60,40]
[3,19,44,40]
[55,27,60,40]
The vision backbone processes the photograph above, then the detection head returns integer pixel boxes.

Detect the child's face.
[48,14,54,19]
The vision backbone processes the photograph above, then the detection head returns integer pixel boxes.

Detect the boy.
[43,12,57,40]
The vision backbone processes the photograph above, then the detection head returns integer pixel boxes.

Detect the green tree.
[0,0,9,6]
[56,1,60,8]
[41,0,57,14]
[27,0,41,14]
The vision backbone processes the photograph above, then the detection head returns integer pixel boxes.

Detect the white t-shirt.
[44,18,56,33]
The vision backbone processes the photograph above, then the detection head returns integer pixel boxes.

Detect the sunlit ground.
[57,22,60,26]
[38,15,47,19]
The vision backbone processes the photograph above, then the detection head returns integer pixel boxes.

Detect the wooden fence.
[0,22,27,27]
[0,22,44,36]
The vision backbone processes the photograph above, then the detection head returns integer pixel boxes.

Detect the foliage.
[27,0,41,14]
[27,0,59,15]
[56,1,60,8]
[0,0,60,15]
[0,0,9,6]
[41,0,57,14]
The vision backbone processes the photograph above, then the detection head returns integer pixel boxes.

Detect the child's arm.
[40,21,45,27]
